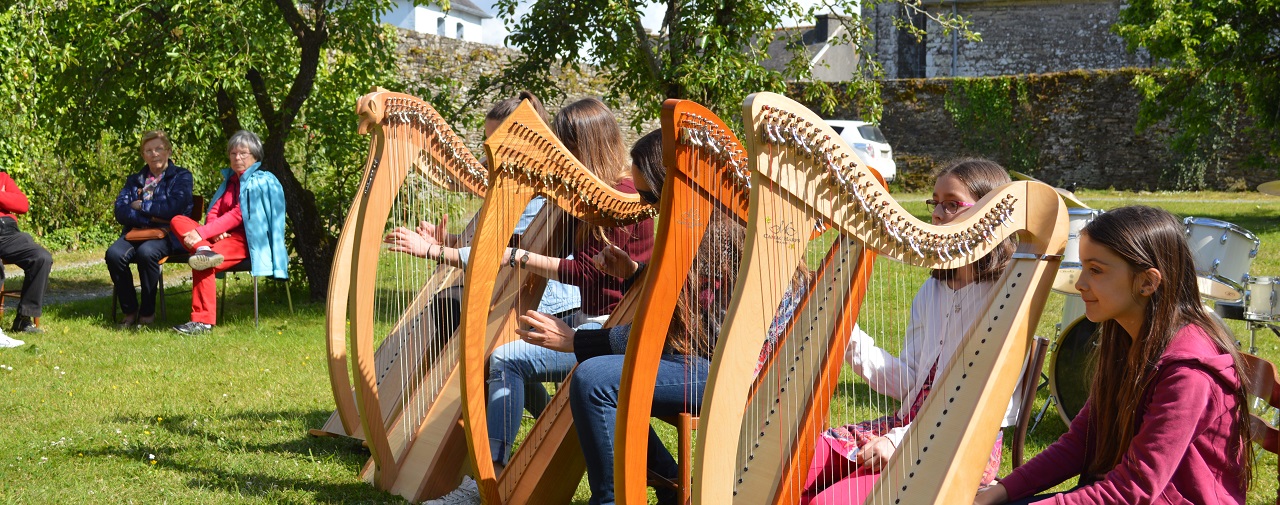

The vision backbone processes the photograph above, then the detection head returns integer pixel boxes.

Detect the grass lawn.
[1,189,1278,504]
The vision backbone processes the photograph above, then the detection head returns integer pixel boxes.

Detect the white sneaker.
[422,475,480,505]
[0,332,25,348]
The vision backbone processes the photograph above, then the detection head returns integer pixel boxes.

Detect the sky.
[470,0,839,47]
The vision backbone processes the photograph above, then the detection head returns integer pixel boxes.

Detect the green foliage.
[1115,0,1280,183]
[942,76,1039,173]
[478,0,974,130]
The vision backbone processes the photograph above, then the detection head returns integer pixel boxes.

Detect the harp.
[613,99,753,502]
[343,89,541,501]
[459,100,656,504]
[690,92,1067,504]
[318,88,487,442]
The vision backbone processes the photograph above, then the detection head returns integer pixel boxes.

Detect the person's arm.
[142,168,193,222]
[113,174,150,228]
[998,401,1095,502]
[196,201,243,238]
[1021,365,1223,504]
[0,173,31,215]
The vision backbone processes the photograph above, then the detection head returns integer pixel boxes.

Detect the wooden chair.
[1011,336,1052,468]
[1241,353,1280,504]
[651,413,699,505]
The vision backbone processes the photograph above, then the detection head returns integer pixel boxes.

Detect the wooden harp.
[613,98,754,503]
[690,92,1068,504]
[318,88,487,442]
[343,89,519,501]
[460,100,656,504]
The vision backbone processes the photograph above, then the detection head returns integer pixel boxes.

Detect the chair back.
[1241,353,1280,505]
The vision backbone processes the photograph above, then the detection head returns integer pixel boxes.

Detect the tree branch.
[214,84,243,139]
[273,0,311,39]
[246,67,278,127]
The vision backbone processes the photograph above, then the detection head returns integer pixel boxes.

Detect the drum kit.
[1027,176,1280,426]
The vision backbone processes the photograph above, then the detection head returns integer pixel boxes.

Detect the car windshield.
[857,125,888,143]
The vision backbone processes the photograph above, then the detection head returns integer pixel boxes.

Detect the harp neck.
[485,100,656,226]
[356,88,489,197]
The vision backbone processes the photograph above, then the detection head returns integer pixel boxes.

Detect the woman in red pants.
[170,130,288,335]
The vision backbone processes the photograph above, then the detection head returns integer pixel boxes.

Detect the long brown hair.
[1081,205,1252,487]
[487,90,549,125]
[551,97,630,187]
[930,158,1014,282]
[666,209,745,357]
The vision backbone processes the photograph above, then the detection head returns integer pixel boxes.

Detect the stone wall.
[868,0,1149,79]
[801,69,1278,191]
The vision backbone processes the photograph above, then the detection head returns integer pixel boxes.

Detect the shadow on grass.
[77,409,396,503]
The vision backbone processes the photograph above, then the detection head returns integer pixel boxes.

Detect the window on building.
[456,22,464,39]
[437,17,445,37]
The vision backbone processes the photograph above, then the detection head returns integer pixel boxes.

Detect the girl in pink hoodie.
[975,205,1252,505]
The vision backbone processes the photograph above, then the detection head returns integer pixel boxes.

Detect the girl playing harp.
[384,91,581,339]
[975,206,1251,505]
[803,159,1020,504]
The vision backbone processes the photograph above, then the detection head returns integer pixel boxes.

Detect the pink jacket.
[1000,323,1247,504]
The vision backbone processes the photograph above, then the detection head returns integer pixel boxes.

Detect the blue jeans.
[570,353,710,505]
[485,313,602,464]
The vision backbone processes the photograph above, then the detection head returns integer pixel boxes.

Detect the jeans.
[570,353,710,505]
[105,236,173,317]
[485,312,602,464]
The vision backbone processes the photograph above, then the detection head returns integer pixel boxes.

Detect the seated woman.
[421,118,659,505]
[801,158,1019,504]
[170,130,288,335]
[974,206,1251,505]
[106,130,193,328]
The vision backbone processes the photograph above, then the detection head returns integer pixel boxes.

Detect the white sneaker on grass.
[422,475,480,505]
[0,330,25,348]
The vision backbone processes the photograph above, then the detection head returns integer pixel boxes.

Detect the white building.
[384,0,494,44]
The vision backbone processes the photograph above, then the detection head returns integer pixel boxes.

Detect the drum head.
[1052,269,1081,295]
[1049,316,1098,425]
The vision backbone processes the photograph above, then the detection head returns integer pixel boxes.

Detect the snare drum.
[1052,208,1103,294]
[1184,217,1259,301]
[1245,276,1279,321]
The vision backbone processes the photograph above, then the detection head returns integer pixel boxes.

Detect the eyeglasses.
[230,152,255,160]
[144,148,168,156]
[925,199,975,215]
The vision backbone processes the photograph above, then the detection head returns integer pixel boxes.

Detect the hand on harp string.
[590,244,640,280]
[514,310,576,352]
[383,225,438,259]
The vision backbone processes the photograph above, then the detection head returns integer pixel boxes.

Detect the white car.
[825,120,897,182]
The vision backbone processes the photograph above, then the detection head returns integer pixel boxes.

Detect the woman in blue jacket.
[106,130,193,328]
[169,130,287,335]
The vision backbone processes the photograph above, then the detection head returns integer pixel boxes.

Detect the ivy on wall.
[942,77,1039,174]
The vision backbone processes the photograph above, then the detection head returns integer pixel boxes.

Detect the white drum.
[1184,217,1259,301]
[1052,208,1103,294]
[1245,276,1279,321]
[1056,293,1086,336]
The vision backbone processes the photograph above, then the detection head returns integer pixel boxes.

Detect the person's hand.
[515,310,575,352]
[130,200,143,211]
[182,230,202,249]
[973,482,1008,505]
[209,232,230,243]
[385,226,436,258]
[856,436,895,472]
[591,244,639,279]
[415,214,449,246]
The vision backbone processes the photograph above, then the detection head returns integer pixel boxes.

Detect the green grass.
[1,189,1278,503]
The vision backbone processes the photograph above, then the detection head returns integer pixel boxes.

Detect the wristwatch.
[519,251,532,269]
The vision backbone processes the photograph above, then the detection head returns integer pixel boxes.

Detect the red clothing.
[555,178,654,317]
[0,172,31,219]
[197,172,243,239]
[1000,323,1246,504]
[171,215,248,325]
